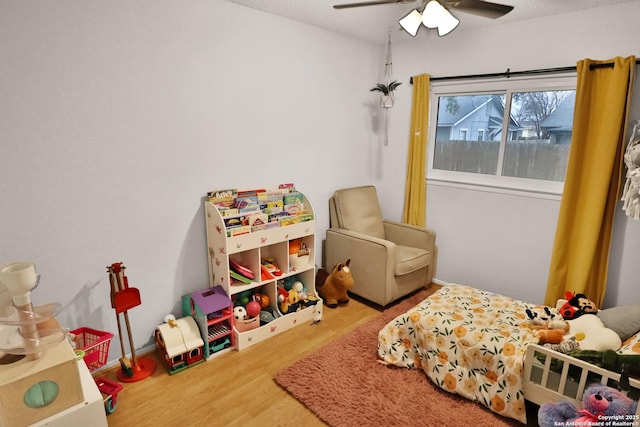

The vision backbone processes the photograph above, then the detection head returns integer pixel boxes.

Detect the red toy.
[94,377,123,415]
[229,258,254,279]
[246,300,261,318]
[72,327,123,414]
[108,262,156,382]
[559,291,598,320]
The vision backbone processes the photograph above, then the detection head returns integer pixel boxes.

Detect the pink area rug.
[274,289,523,427]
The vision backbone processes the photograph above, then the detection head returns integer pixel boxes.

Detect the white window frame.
[427,73,577,197]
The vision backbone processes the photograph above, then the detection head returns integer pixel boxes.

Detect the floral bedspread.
[378,284,542,424]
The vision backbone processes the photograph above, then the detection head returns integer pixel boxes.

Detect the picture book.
[207,188,237,208]
[284,192,303,205]
[284,203,304,215]
[279,216,300,226]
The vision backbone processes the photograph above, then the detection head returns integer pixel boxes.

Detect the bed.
[377,283,640,424]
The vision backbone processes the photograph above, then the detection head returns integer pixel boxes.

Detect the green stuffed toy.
[564,349,640,392]
[566,349,640,372]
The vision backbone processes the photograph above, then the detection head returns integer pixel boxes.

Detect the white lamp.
[423,0,460,36]
[421,0,444,29]
[0,262,41,359]
[436,7,459,36]
[0,262,37,307]
[399,9,423,37]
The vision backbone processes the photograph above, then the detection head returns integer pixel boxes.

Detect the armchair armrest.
[325,228,396,260]
[383,220,436,250]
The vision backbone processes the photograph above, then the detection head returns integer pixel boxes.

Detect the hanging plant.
[370,81,402,95]
[370,80,402,108]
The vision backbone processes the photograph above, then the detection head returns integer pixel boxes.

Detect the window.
[428,74,576,195]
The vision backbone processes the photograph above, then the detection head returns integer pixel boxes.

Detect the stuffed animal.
[560,291,598,320]
[537,329,565,345]
[559,349,640,374]
[525,306,570,332]
[568,314,621,351]
[538,384,638,427]
[544,336,580,353]
[277,285,303,314]
[315,259,354,308]
[523,307,569,344]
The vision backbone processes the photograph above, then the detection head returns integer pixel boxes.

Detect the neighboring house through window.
[428,74,576,195]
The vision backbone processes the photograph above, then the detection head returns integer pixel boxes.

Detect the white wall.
[379,1,640,305]
[0,1,381,361]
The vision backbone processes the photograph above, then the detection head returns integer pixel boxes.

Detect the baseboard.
[92,344,157,375]
[432,278,448,286]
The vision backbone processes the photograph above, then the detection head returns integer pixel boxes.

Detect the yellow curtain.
[402,73,430,226]
[545,57,636,307]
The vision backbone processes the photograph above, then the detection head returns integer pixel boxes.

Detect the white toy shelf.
[203,188,322,350]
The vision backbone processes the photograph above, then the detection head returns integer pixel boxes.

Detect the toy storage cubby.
[204,190,322,350]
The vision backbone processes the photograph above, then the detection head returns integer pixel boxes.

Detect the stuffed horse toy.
[316,259,354,308]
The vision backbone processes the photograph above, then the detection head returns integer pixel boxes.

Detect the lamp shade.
[399,9,423,37]
[0,262,36,306]
[437,9,459,36]
[422,0,445,28]
[422,0,459,36]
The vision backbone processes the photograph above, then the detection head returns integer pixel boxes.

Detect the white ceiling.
[227,0,637,45]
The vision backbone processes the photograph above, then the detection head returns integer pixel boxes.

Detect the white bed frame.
[523,343,640,415]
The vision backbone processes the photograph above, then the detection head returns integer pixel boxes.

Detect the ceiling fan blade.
[333,0,415,9]
[444,0,513,19]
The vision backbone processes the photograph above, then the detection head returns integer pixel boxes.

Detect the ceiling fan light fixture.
[399,9,423,37]
[422,0,446,28]
[422,0,459,36]
[436,9,459,36]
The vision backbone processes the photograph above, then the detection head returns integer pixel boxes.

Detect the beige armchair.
[324,185,436,307]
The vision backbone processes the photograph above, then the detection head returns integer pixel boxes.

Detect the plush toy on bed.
[568,313,622,351]
[562,349,640,373]
[560,291,598,320]
[315,259,354,308]
[538,384,638,427]
[526,307,570,331]
[524,306,570,344]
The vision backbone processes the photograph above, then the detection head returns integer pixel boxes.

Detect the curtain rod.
[409,59,640,84]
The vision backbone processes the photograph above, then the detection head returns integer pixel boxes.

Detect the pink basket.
[234,316,259,333]
[71,327,114,371]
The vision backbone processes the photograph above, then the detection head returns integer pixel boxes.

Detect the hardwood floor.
[99,293,394,427]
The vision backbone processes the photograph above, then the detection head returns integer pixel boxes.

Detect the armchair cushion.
[396,245,430,276]
[332,186,385,239]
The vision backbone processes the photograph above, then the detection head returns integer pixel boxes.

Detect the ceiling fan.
[333,0,514,20]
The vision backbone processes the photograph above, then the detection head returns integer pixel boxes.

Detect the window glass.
[433,94,505,175]
[428,75,577,195]
[502,90,575,181]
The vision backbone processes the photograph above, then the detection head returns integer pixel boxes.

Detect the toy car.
[211,337,231,353]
